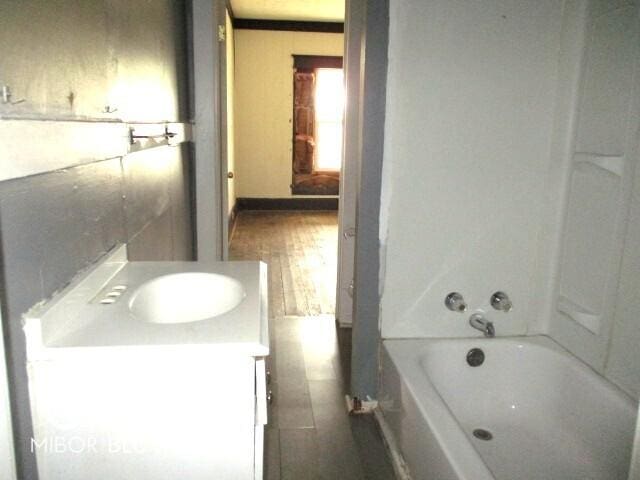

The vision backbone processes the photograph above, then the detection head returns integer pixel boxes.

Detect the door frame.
[194,0,390,400]
[335,0,364,328]
[191,0,226,261]
[346,0,389,400]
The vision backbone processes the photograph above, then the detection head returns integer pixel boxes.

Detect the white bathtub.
[379,336,637,480]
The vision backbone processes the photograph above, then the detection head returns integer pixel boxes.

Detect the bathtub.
[378,336,637,480]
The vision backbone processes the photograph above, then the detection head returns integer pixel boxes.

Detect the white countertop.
[24,247,269,359]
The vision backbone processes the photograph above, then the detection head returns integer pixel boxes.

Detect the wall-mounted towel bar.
[127,122,192,154]
[129,126,177,145]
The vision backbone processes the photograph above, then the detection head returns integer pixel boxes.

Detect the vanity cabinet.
[24,250,269,480]
[29,351,267,480]
[28,350,268,480]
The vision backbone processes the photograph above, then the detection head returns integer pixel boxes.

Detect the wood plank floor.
[230,210,338,317]
[229,210,395,480]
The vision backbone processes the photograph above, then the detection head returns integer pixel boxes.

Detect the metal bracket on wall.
[129,125,176,144]
[127,123,192,153]
[1,85,25,105]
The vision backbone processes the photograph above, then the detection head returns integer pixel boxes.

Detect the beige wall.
[234,29,343,198]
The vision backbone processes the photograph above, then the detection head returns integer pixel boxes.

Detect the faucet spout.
[485,321,495,337]
[469,313,495,338]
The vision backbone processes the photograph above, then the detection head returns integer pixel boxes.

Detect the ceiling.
[230,0,345,22]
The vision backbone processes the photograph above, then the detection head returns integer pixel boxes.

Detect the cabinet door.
[29,353,257,480]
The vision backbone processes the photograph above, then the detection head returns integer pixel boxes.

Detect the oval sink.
[128,273,246,324]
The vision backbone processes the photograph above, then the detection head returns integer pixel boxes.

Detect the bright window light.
[314,68,344,171]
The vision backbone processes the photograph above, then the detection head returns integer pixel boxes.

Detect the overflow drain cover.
[466,348,485,367]
[473,429,493,441]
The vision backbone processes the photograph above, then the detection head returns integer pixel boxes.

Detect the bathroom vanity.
[23,246,269,480]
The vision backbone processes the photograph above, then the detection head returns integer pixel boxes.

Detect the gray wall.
[0,1,192,478]
[349,0,389,400]
[0,0,190,122]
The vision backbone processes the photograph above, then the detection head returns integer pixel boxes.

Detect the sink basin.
[128,272,246,324]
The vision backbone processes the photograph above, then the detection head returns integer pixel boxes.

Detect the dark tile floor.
[229,211,395,480]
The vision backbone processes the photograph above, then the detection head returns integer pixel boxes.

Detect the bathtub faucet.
[469,313,495,338]
[490,291,513,312]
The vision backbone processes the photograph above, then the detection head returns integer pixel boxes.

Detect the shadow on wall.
[0,1,194,478]
[0,145,194,478]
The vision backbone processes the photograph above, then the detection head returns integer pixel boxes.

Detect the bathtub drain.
[473,429,493,441]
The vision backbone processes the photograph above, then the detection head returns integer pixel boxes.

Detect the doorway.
[218,2,393,478]
[226,19,347,315]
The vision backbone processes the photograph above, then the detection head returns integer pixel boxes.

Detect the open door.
[336,0,364,328]
[218,3,233,260]
[191,0,225,261]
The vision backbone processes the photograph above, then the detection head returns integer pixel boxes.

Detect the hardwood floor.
[230,210,338,317]
[229,210,395,480]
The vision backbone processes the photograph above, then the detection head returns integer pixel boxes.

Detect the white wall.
[379,0,566,338]
[546,0,640,398]
[234,29,343,198]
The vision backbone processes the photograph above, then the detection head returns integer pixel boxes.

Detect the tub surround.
[379,0,566,340]
[548,0,640,398]
[376,0,640,478]
[378,0,640,395]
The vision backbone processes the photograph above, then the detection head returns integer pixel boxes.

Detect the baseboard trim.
[228,202,239,241]
[232,19,344,34]
[374,409,413,480]
[236,197,339,211]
